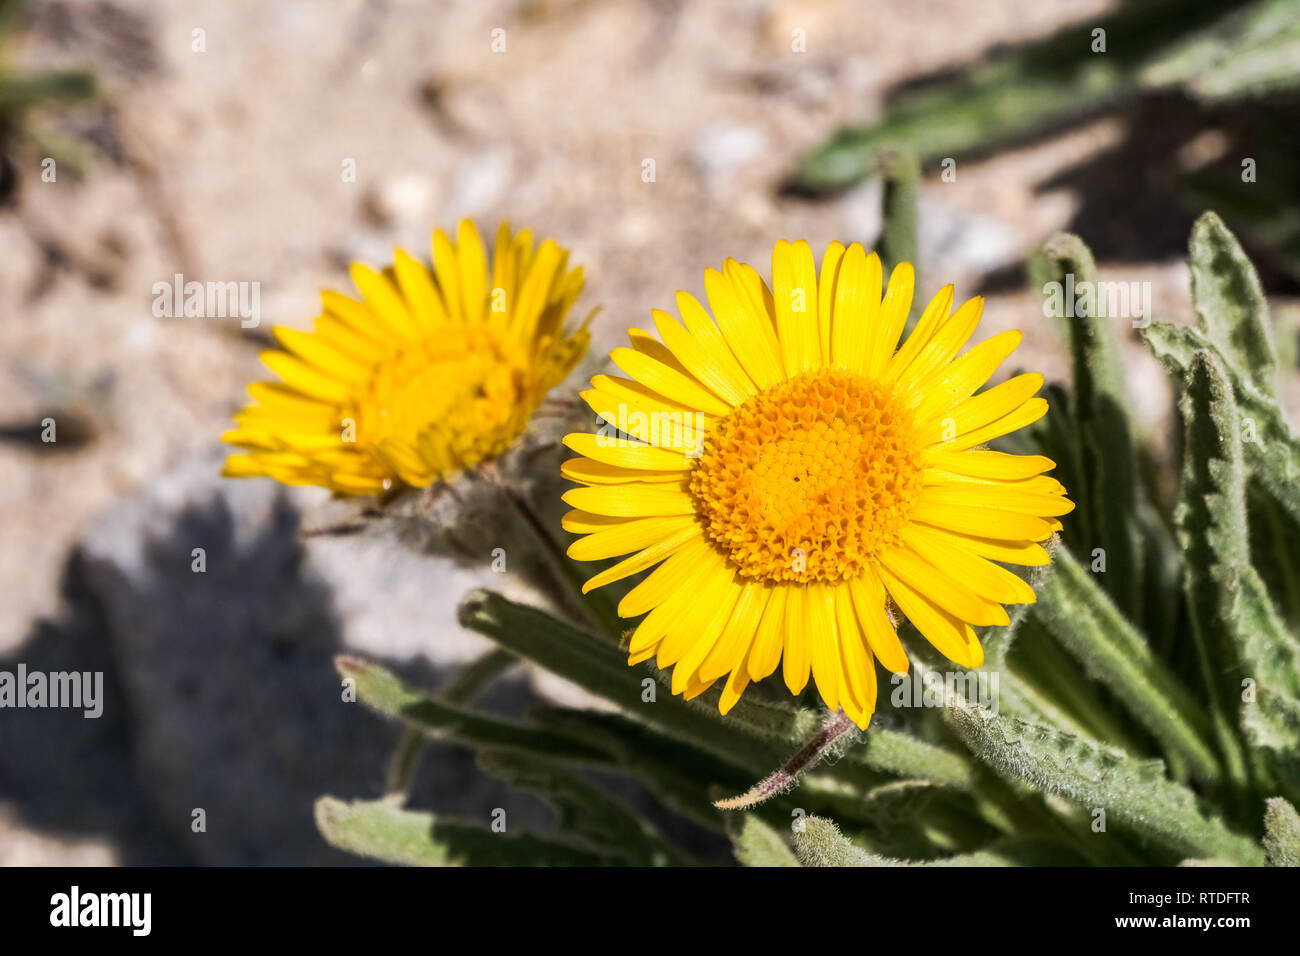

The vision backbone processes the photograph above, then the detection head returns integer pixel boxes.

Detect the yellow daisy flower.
[224,220,591,495]
[561,241,1072,729]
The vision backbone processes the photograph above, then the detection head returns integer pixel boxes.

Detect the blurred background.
[1,0,1297,864]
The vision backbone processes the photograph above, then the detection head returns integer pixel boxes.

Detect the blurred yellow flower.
[562,241,1071,729]
[225,220,590,494]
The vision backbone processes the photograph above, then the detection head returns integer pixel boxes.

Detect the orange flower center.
[689,368,924,583]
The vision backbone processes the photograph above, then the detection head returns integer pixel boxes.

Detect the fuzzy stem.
[715,711,858,810]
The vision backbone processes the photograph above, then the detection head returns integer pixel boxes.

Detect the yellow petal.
[618,537,715,617]
[782,585,812,694]
[771,240,819,377]
[924,448,1056,481]
[866,262,914,377]
[580,521,704,593]
[816,241,845,365]
[885,284,954,383]
[909,329,1023,422]
[848,569,910,674]
[711,261,784,388]
[651,309,749,407]
[878,565,984,669]
[610,348,734,416]
[562,483,697,519]
[830,245,881,372]
[566,514,699,561]
[747,585,789,681]
[877,545,1009,627]
[561,432,693,471]
[902,525,1037,605]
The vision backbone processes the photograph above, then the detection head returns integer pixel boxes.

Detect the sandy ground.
[3,0,1295,863]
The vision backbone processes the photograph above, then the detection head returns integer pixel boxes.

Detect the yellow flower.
[561,241,1072,729]
[224,221,591,494]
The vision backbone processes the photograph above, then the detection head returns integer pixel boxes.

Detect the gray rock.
[55,449,564,864]
[689,124,769,190]
[918,195,1022,277]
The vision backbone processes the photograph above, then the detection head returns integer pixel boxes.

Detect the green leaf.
[690,682,822,745]
[945,707,1264,865]
[538,712,769,832]
[1188,211,1277,397]
[1034,548,1221,782]
[0,70,96,108]
[1140,0,1300,102]
[335,655,609,764]
[1004,619,1145,749]
[1263,797,1300,866]
[877,149,919,277]
[1240,651,1300,805]
[442,648,517,705]
[1145,322,1300,524]
[476,750,687,866]
[314,795,604,866]
[849,724,975,790]
[792,816,875,866]
[382,648,518,796]
[1171,348,1300,800]
[1248,481,1300,634]
[461,592,988,818]
[1031,233,1142,617]
[788,0,1228,193]
[458,590,786,770]
[460,592,975,810]
[532,708,751,831]
[725,813,800,867]
[1174,350,1255,790]
[793,815,1078,866]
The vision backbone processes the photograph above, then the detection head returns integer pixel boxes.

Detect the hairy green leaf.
[793,815,1078,866]
[335,655,608,764]
[1174,348,1300,800]
[1032,233,1141,617]
[1263,797,1300,866]
[792,816,876,866]
[1175,351,1255,791]
[789,0,1228,193]
[314,796,604,866]
[476,750,687,866]
[1140,0,1300,102]
[725,813,800,867]
[458,590,785,769]
[946,707,1264,864]
[532,708,751,831]
[878,149,919,278]
[1146,322,1300,523]
[1188,211,1277,397]
[849,724,975,790]
[1034,548,1221,781]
